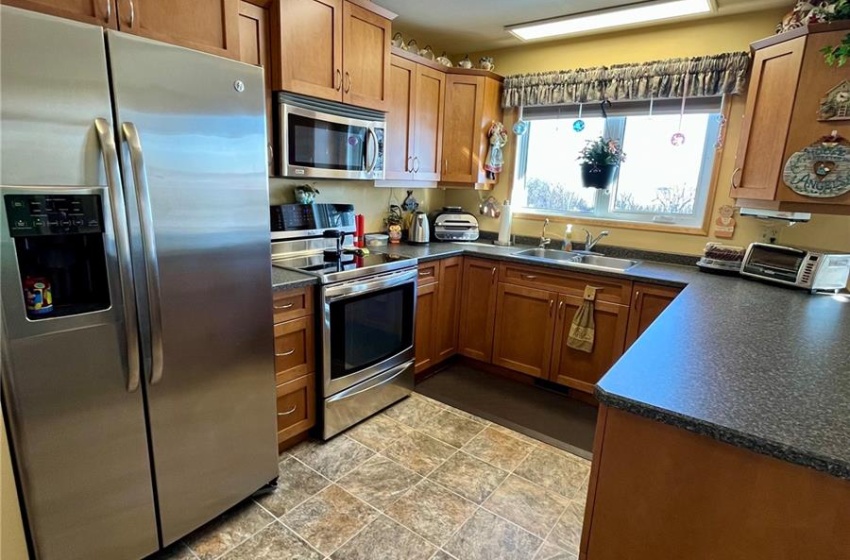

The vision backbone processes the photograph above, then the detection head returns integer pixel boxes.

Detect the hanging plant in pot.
[578,137,626,189]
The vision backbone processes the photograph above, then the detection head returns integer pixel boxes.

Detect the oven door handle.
[326,360,414,404]
[324,268,418,302]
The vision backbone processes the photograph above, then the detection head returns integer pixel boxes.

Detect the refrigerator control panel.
[4,194,104,237]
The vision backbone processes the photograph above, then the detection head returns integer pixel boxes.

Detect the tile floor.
[149,393,591,560]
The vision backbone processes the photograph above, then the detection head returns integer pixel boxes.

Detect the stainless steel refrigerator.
[0,7,278,559]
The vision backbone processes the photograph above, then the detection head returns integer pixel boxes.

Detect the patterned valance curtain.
[502,52,750,108]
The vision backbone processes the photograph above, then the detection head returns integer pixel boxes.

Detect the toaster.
[430,207,480,241]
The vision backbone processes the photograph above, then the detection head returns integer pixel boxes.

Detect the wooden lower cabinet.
[273,315,315,384]
[415,257,463,374]
[624,282,681,349]
[276,373,315,444]
[581,406,850,559]
[457,258,498,362]
[549,295,629,393]
[414,281,437,373]
[492,282,556,378]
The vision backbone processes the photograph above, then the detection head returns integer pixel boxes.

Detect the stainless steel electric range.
[271,203,417,439]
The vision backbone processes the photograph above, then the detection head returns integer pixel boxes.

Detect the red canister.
[24,276,53,316]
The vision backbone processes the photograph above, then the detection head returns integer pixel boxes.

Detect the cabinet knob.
[275,348,296,357]
[278,405,297,416]
[521,274,537,280]
[558,300,565,317]
[549,299,555,317]
[335,69,342,91]
[273,302,294,310]
[730,167,742,189]
[407,156,413,173]
[104,0,111,23]
[491,267,496,283]
[444,159,449,174]
[413,156,420,173]
[344,72,351,94]
[127,0,135,26]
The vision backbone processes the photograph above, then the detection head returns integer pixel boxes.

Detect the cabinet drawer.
[417,261,440,285]
[500,263,632,305]
[276,373,316,443]
[273,286,314,324]
[273,316,315,385]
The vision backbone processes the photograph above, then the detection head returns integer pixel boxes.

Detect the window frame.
[509,97,730,235]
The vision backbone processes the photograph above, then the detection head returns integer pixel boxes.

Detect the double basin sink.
[513,248,640,272]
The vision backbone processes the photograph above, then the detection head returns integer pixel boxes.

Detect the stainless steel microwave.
[741,243,850,292]
[275,92,385,180]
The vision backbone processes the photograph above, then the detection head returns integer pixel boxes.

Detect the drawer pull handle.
[275,349,296,357]
[274,302,295,310]
[558,300,565,317]
[278,405,297,416]
[522,274,537,280]
[419,271,433,277]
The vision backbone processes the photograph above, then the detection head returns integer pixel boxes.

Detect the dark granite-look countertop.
[271,266,318,292]
[381,241,850,480]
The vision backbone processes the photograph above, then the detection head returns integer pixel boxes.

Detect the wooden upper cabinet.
[272,0,343,102]
[386,55,417,180]
[732,22,850,213]
[549,295,629,393]
[116,0,240,59]
[2,0,116,27]
[342,0,390,111]
[441,74,502,185]
[624,283,681,350]
[731,37,805,201]
[458,258,498,362]
[434,257,462,361]
[237,0,272,155]
[412,65,445,181]
[492,282,557,379]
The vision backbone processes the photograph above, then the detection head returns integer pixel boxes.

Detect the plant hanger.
[671,70,689,146]
[573,84,585,132]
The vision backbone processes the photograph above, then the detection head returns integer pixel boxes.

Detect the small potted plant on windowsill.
[578,137,626,189]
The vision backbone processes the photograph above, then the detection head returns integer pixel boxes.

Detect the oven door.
[280,104,383,180]
[321,268,417,396]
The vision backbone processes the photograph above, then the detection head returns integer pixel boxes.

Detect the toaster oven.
[740,243,850,292]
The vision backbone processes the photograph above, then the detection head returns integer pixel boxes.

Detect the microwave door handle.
[365,128,378,173]
[121,122,165,386]
[94,118,141,393]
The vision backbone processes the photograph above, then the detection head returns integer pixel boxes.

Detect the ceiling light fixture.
[507,0,714,41]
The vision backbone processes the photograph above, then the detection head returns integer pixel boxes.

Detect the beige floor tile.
[255,457,329,517]
[461,427,535,471]
[385,479,478,545]
[546,500,584,554]
[382,431,456,476]
[418,409,487,448]
[281,485,377,556]
[514,447,589,499]
[331,515,436,560]
[443,509,542,560]
[535,541,577,560]
[291,436,374,481]
[346,414,412,451]
[145,542,195,560]
[483,475,570,538]
[428,451,508,504]
[488,423,544,446]
[384,395,442,428]
[219,522,322,560]
[338,455,421,509]
[184,501,274,560]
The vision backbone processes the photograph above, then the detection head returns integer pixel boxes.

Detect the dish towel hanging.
[567,287,599,353]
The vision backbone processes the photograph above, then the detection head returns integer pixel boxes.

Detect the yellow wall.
[269,179,445,233]
[442,8,850,255]
[1,408,28,560]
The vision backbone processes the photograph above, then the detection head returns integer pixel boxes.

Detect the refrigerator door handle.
[121,121,165,385]
[94,117,141,393]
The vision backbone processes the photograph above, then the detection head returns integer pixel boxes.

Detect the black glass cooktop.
[273,251,416,284]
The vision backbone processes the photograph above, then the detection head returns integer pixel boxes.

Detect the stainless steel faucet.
[583,229,609,252]
[539,218,551,248]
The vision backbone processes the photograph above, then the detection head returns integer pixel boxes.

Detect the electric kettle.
[408,211,430,244]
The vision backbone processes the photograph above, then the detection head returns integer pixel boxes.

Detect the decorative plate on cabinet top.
[782,131,850,198]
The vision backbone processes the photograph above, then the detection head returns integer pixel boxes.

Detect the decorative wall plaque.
[783,131,850,198]
[818,80,850,122]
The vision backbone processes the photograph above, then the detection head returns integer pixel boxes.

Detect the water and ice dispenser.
[4,194,111,320]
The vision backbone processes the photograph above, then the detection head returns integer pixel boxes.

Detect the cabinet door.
[342,0,390,111]
[3,0,116,28]
[434,257,462,361]
[415,281,437,373]
[492,282,557,378]
[238,0,272,167]
[117,0,240,59]
[624,283,681,350]
[457,258,498,362]
[385,55,416,180]
[549,295,629,393]
[272,0,342,102]
[412,65,445,181]
[441,75,485,183]
[731,37,805,200]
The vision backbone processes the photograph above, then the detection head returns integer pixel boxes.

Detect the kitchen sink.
[513,248,639,272]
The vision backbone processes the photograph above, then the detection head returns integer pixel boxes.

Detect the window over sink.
[512,97,725,230]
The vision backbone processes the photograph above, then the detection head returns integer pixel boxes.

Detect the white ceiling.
[381,0,790,54]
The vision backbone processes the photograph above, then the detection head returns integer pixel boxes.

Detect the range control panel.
[4,194,104,237]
